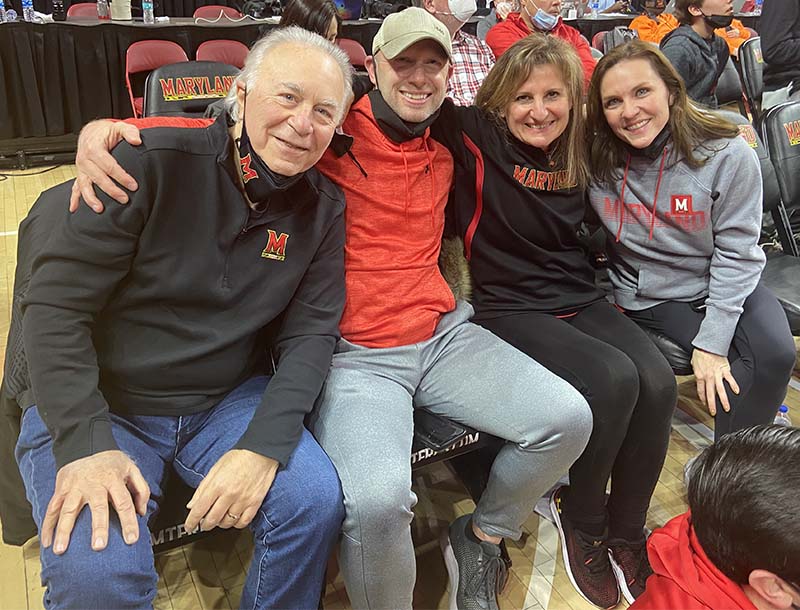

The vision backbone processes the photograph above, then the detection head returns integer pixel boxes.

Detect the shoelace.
[577,531,611,576]
[465,551,508,600]
[612,539,650,584]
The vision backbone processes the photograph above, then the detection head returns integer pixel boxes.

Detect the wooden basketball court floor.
[0,166,798,610]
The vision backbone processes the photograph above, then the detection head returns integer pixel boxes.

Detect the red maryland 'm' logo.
[670,195,693,214]
[240,154,259,183]
[262,229,289,261]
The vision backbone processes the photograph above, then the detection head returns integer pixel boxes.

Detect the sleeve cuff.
[52,417,119,471]
[233,433,293,468]
[691,306,739,357]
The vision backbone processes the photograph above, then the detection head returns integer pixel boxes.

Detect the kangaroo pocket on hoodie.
[635,264,710,301]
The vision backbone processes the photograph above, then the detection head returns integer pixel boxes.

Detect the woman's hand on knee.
[42,450,150,556]
[690,349,740,417]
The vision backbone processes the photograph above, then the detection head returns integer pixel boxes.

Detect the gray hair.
[224,26,353,123]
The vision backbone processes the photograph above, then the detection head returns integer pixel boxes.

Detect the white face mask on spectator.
[436,0,477,22]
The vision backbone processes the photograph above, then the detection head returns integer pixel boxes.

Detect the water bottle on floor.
[774,405,792,426]
[142,0,154,23]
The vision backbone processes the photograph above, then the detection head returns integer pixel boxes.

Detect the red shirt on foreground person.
[632,512,758,609]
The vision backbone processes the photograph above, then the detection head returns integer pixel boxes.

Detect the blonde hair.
[587,40,739,185]
[475,34,589,188]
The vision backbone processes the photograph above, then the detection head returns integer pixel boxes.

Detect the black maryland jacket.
[0,113,346,543]
[431,100,606,321]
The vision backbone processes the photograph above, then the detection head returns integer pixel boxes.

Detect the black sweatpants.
[477,301,677,540]
[627,282,796,441]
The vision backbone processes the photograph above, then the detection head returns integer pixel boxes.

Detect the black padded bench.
[150,409,497,553]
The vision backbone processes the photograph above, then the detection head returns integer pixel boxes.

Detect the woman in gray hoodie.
[587,41,795,441]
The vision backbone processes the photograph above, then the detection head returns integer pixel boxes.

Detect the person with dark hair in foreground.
[633,424,800,610]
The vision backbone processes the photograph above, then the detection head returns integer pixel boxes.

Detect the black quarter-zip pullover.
[22,114,346,469]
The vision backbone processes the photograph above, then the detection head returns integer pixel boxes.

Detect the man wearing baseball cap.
[310,8,590,609]
[66,9,590,609]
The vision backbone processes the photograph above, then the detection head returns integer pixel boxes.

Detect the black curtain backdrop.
[1,15,760,141]
[0,20,386,140]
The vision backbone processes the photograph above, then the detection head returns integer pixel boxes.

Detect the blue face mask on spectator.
[524,0,558,30]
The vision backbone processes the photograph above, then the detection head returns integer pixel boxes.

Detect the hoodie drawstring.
[424,144,436,227]
[400,143,410,224]
[617,147,669,242]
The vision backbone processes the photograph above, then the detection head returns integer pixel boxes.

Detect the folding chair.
[143,61,239,118]
[66,2,99,17]
[738,37,764,124]
[337,38,368,70]
[715,56,746,113]
[196,39,249,69]
[193,4,243,18]
[125,40,189,118]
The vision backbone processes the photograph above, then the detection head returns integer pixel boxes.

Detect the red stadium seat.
[192,4,243,18]
[66,2,99,17]
[337,37,368,69]
[196,39,249,69]
[125,40,189,118]
[592,31,606,53]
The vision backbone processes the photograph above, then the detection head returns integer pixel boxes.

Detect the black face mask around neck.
[367,89,441,144]
[701,12,733,29]
[234,95,303,206]
[626,125,672,160]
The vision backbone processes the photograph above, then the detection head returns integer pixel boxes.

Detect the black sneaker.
[550,486,620,610]
[608,537,653,604]
[441,513,508,610]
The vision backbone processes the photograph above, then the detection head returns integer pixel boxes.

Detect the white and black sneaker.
[441,513,507,610]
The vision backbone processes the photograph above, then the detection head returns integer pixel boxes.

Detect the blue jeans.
[15,376,344,610]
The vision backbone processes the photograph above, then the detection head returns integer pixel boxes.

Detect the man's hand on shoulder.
[185,450,279,533]
[69,120,143,214]
[42,450,150,555]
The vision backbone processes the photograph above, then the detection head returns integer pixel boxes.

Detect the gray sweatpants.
[310,302,592,609]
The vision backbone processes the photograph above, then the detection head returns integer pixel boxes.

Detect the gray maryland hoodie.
[660,25,730,107]
[588,134,765,356]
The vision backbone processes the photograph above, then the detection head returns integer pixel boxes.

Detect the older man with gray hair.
[14,26,350,609]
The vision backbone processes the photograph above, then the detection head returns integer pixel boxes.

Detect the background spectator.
[761,0,800,108]
[660,0,732,106]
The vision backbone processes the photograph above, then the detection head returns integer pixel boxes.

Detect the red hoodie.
[485,13,596,90]
[632,513,759,610]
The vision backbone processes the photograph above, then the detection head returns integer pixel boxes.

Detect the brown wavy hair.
[587,40,738,185]
[475,33,589,188]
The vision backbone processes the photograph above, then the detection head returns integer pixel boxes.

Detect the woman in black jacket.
[430,34,677,609]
